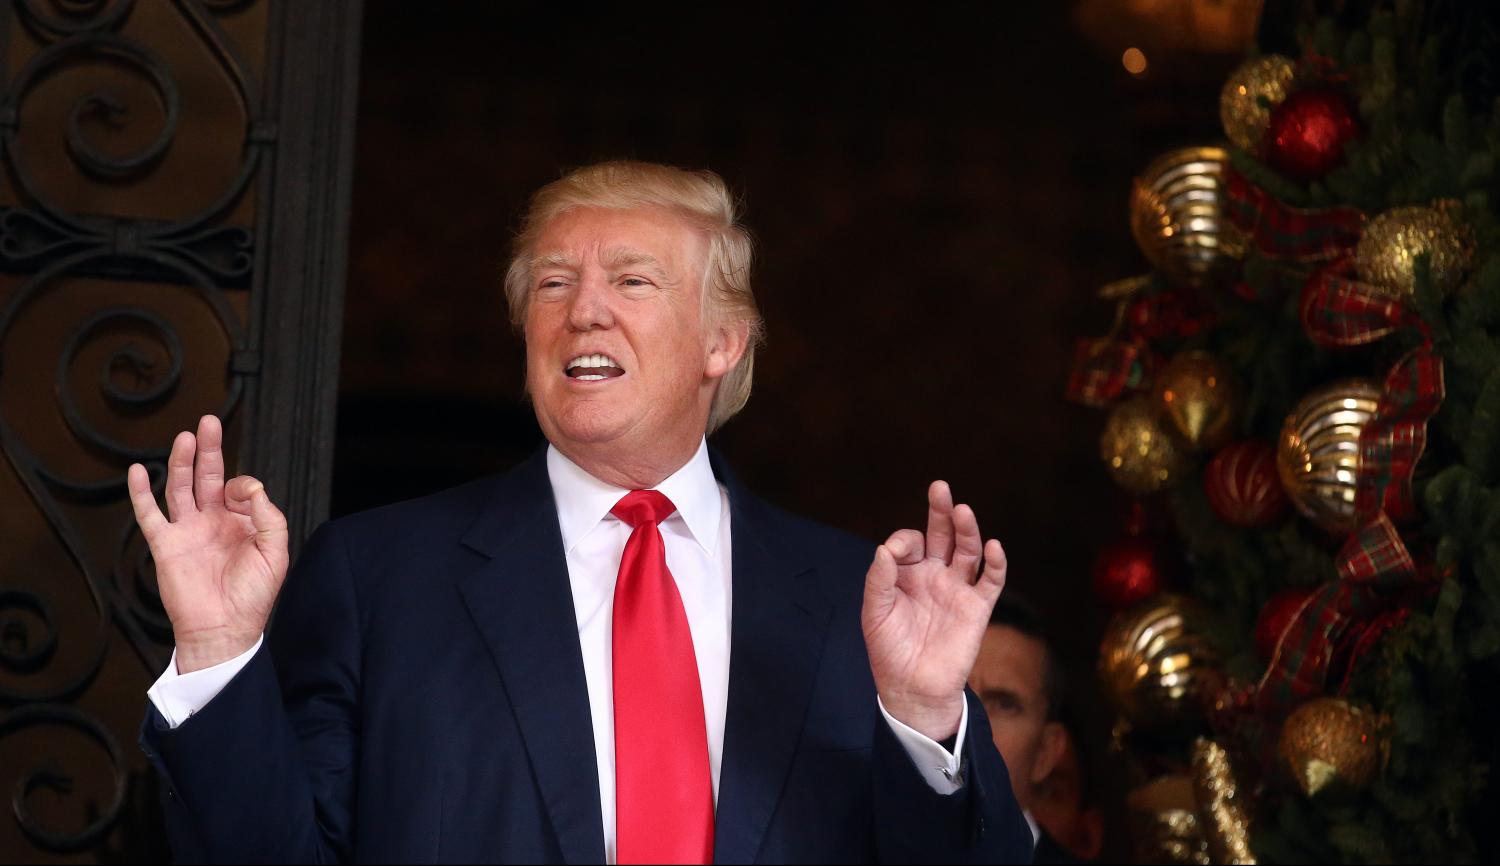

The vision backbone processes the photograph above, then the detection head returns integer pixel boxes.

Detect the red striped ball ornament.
[1205,441,1290,528]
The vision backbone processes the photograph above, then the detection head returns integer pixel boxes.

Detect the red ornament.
[1255,587,1317,661]
[1092,537,1169,610]
[1263,87,1359,182]
[1205,441,1290,528]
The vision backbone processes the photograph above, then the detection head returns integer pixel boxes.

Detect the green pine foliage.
[1111,2,1499,862]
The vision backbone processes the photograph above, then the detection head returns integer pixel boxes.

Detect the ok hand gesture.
[127,415,289,674]
[861,481,1008,741]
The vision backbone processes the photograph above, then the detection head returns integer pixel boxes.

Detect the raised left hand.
[862,480,1008,741]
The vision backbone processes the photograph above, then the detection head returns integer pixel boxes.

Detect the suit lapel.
[457,451,606,865]
[711,454,835,865]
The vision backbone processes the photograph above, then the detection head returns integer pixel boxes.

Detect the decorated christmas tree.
[1069,2,1499,862]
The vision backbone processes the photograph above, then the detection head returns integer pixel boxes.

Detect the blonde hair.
[504,160,764,433]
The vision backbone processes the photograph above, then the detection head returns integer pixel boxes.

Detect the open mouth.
[565,353,627,382]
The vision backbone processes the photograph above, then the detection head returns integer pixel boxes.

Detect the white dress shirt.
[148,439,966,863]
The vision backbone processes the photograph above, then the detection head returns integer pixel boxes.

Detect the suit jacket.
[140,449,1032,863]
[1033,831,1088,866]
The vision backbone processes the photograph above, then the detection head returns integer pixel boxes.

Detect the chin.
[544,400,635,446]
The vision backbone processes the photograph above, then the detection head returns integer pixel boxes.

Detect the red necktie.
[611,490,715,865]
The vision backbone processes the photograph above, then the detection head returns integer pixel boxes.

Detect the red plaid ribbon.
[1356,348,1444,523]
[1255,262,1445,716]
[1299,258,1444,524]
[1066,337,1152,408]
[1300,258,1412,347]
[1066,289,1213,408]
[1257,514,1430,714]
[1224,167,1366,262]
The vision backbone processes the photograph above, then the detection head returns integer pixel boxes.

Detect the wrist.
[175,630,260,674]
[881,689,965,742]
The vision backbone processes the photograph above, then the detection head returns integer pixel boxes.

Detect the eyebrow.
[529,252,579,272]
[600,247,671,276]
[527,248,676,283]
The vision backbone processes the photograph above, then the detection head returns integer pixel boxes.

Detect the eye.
[619,276,654,288]
[983,693,1022,716]
[535,277,571,297]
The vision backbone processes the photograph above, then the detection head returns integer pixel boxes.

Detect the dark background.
[335,1,1253,853]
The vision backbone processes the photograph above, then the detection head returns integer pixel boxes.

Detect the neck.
[551,435,702,490]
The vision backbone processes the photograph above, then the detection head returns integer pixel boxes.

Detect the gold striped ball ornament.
[1220,54,1297,155]
[1277,697,1386,798]
[1100,594,1224,734]
[1130,146,1247,289]
[1277,379,1382,533]
[1354,201,1475,300]
[1154,351,1241,453]
[1101,396,1191,495]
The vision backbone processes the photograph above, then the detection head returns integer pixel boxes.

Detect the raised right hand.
[128,414,290,674]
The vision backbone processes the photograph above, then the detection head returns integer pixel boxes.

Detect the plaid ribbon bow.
[1257,514,1431,713]
[1066,281,1215,408]
[1256,264,1446,716]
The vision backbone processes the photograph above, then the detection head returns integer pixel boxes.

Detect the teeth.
[577,374,606,381]
[566,354,621,370]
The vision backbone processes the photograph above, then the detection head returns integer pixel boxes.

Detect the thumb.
[229,476,289,569]
[863,544,899,621]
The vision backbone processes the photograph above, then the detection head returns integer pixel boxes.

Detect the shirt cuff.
[146,635,264,729]
[877,695,968,795]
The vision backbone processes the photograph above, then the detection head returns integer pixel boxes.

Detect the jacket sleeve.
[872,687,1035,865]
[139,521,361,864]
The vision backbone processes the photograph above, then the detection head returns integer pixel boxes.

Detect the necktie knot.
[611,489,677,528]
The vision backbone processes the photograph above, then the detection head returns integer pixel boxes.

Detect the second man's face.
[968,624,1064,811]
[523,206,737,465]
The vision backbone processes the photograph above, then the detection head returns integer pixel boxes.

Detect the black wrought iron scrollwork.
[0,589,57,675]
[0,0,273,855]
[58,307,185,462]
[0,246,248,682]
[0,704,129,853]
[15,0,135,39]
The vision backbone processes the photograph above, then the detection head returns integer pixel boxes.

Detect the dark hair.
[987,596,1065,722]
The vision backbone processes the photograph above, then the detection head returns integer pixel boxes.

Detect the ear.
[1030,721,1068,786]
[704,316,750,382]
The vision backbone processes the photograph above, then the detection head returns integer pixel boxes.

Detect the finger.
[126,463,167,540]
[164,431,198,521]
[882,528,926,565]
[193,415,227,510]
[924,480,955,564]
[975,539,1009,608]
[225,475,268,514]
[951,503,983,577]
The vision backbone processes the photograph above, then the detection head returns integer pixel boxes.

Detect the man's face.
[968,624,1064,811]
[523,206,743,464]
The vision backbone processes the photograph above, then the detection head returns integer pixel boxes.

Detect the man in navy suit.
[130,161,1034,863]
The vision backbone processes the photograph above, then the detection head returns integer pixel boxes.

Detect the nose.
[565,270,615,332]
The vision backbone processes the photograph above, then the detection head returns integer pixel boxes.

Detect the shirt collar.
[545,439,722,556]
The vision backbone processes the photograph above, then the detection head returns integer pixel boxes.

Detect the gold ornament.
[1192,738,1257,865]
[1131,146,1248,289]
[1220,55,1297,154]
[1100,594,1225,733]
[1353,201,1475,299]
[1126,775,1212,865]
[1155,351,1241,453]
[1101,396,1191,495]
[1277,379,1382,533]
[1277,697,1386,798]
